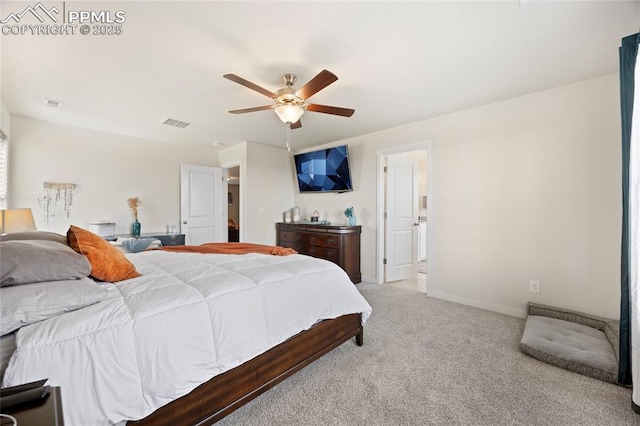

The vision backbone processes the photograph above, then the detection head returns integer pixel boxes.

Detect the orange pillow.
[67,225,140,282]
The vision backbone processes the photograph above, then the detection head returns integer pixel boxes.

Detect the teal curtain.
[619,33,639,410]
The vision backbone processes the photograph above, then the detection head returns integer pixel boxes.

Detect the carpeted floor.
[218,283,636,425]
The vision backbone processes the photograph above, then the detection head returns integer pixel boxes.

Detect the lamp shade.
[1,208,37,235]
[274,105,304,124]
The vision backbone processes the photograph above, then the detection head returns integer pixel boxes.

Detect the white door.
[180,165,227,245]
[385,154,419,281]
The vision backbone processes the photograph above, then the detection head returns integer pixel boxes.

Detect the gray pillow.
[0,231,68,246]
[0,240,91,287]
[0,277,108,335]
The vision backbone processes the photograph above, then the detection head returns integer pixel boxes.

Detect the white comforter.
[3,251,372,425]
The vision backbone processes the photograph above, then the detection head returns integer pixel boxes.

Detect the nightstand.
[108,233,186,246]
[153,233,185,247]
[3,386,64,425]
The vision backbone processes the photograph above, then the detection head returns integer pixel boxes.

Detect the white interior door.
[385,154,419,282]
[180,165,227,245]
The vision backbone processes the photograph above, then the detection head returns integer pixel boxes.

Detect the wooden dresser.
[276,223,361,283]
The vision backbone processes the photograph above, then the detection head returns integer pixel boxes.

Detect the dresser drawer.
[307,234,339,249]
[280,231,305,244]
[306,246,339,263]
[281,241,304,253]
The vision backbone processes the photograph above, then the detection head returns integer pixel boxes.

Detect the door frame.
[376,141,433,293]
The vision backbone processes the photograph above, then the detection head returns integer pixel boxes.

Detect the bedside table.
[3,386,64,425]
[109,233,186,246]
[153,234,185,247]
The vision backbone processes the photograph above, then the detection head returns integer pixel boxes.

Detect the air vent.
[161,118,192,129]
[174,121,191,129]
[44,98,63,109]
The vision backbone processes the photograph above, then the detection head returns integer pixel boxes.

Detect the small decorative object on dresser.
[127,197,142,237]
[310,210,320,222]
[344,206,356,226]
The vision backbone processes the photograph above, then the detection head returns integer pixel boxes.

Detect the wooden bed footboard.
[129,313,364,426]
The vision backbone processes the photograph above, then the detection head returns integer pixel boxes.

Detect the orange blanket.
[159,242,297,256]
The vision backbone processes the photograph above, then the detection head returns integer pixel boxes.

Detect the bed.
[0,227,372,425]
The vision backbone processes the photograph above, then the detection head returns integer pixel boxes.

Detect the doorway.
[376,141,432,293]
[227,166,240,242]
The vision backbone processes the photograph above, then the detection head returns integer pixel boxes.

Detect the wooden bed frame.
[129,312,363,425]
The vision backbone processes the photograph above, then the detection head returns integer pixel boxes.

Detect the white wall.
[294,73,621,319]
[9,115,218,235]
[218,141,295,245]
[246,143,295,244]
[0,100,10,139]
[0,100,10,209]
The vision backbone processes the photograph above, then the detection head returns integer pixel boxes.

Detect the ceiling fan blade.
[296,70,338,100]
[290,120,302,129]
[223,74,276,98]
[306,103,355,117]
[228,105,275,114]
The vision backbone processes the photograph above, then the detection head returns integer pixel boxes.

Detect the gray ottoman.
[520,302,620,384]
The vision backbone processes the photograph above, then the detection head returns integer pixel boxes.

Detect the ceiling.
[1,1,638,151]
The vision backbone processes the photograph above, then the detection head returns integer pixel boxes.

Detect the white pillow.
[0,277,107,336]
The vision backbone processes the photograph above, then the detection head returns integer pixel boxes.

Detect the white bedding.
[2,251,372,425]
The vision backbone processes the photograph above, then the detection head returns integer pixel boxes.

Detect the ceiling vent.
[44,98,63,109]
[161,118,192,129]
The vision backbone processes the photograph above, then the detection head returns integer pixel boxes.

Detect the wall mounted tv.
[293,145,353,193]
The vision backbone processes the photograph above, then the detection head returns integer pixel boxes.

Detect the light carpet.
[218,283,636,425]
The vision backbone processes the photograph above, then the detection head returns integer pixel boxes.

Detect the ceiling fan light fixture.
[275,105,304,124]
[224,70,353,129]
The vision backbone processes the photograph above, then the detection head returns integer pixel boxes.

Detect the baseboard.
[360,274,376,284]
[428,291,526,318]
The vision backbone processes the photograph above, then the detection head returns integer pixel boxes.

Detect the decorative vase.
[131,219,141,237]
[348,215,356,226]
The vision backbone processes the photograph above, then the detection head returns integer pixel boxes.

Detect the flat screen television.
[293,145,353,193]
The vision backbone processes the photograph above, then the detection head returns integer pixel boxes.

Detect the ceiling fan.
[223,70,355,129]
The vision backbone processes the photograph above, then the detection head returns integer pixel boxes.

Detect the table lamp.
[1,208,37,235]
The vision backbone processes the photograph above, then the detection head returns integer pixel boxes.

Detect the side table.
[3,386,64,425]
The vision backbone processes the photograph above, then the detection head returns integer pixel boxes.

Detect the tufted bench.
[520,302,620,384]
